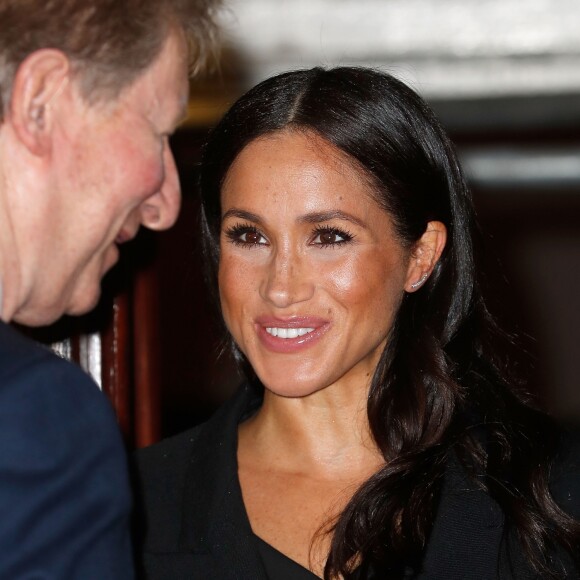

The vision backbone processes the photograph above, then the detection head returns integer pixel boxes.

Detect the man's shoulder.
[0,322,123,453]
[0,326,133,579]
[0,321,56,377]
[0,322,102,403]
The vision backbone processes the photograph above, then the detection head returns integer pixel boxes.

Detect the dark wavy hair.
[199,67,579,578]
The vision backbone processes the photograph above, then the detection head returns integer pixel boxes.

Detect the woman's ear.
[7,49,70,156]
[404,221,447,292]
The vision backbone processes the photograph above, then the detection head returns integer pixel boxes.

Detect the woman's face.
[218,130,415,398]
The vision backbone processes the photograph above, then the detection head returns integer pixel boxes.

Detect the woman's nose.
[260,248,314,309]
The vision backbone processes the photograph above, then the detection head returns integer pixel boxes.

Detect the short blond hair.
[0,0,221,119]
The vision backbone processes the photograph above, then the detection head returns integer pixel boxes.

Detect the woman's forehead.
[222,129,381,204]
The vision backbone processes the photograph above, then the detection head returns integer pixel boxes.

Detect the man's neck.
[0,155,23,324]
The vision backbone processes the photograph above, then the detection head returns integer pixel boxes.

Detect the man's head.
[0,0,220,121]
[0,0,221,325]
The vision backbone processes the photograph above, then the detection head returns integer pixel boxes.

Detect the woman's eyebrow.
[221,208,262,224]
[221,208,367,228]
[298,210,367,228]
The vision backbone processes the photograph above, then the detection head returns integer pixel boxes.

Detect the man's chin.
[64,288,102,318]
[13,291,101,327]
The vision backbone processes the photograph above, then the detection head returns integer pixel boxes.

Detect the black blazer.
[0,321,134,578]
[135,384,580,580]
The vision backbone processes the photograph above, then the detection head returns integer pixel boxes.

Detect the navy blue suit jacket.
[0,321,133,578]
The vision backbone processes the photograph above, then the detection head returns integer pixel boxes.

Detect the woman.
[136,67,580,579]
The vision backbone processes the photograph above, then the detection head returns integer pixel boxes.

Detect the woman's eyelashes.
[224,223,266,247]
[223,222,355,248]
[311,225,354,247]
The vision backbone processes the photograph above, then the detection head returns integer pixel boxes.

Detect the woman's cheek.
[218,254,254,329]
[320,252,371,301]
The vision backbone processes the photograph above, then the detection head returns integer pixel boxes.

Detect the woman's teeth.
[266,327,315,339]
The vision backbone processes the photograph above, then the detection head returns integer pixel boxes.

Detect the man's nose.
[140,139,181,231]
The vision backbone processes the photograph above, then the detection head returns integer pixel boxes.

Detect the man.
[0,1,220,577]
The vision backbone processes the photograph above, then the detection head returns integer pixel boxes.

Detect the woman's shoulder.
[550,428,580,518]
[134,383,261,506]
[136,424,204,491]
[134,424,208,545]
[133,408,227,551]
[133,383,261,553]
[136,383,261,477]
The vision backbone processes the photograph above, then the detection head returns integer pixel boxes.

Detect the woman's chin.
[260,376,327,399]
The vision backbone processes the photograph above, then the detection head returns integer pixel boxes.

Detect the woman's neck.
[239,384,383,480]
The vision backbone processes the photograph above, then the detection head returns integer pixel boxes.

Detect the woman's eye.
[312,227,353,247]
[240,230,265,244]
[224,224,267,247]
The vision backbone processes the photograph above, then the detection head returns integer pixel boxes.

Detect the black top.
[254,535,384,580]
[134,383,580,580]
[255,535,319,580]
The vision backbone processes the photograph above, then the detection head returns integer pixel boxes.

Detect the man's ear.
[404,221,447,292]
[8,49,70,156]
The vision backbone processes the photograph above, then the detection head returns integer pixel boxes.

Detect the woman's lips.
[266,326,314,338]
[255,316,330,353]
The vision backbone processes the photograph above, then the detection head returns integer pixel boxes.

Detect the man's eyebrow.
[298,210,367,228]
[221,208,263,224]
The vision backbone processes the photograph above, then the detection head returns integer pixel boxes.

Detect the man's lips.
[115,228,138,244]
